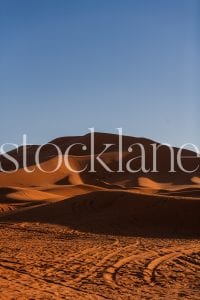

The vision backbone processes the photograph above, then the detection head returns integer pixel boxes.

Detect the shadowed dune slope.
[0,184,106,215]
[2,191,200,238]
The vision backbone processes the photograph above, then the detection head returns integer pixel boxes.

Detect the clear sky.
[0,0,199,149]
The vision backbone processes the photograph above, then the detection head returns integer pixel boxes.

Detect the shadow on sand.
[1,191,200,238]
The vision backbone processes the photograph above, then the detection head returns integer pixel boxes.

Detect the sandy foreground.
[0,184,199,300]
[0,133,200,299]
[0,222,199,300]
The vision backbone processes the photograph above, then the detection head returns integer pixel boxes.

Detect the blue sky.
[0,0,199,148]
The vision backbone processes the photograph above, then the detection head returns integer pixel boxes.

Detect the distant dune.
[0,132,200,187]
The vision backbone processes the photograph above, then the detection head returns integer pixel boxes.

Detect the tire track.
[103,241,150,289]
[65,241,140,285]
[143,246,200,285]
[0,258,110,300]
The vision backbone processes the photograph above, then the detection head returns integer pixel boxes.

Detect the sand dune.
[0,133,200,299]
[0,155,83,187]
[0,132,200,234]
[1,133,199,187]
[2,190,200,237]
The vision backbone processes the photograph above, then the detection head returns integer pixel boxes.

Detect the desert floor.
[0,208,200,300]
[0,183,200,300]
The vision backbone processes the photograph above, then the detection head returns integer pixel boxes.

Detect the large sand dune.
[2,189,200,237]
[0,133,200,299]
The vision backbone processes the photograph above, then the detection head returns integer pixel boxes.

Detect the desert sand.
[0,133,199,299]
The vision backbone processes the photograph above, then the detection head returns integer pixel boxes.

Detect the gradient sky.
[0,0,199,149]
